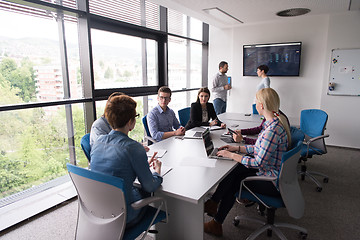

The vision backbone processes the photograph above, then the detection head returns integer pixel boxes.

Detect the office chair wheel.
[316,187,322,192]
[233,219,240,226]
[323,177,329,183]
[299,231,308,239]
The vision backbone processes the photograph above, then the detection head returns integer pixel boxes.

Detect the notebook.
[202,129,232,161]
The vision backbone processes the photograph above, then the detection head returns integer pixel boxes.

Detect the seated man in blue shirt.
[147,86,185,141]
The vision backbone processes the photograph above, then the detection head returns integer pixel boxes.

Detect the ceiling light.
[203,7,243,24]
[276,8,311,17]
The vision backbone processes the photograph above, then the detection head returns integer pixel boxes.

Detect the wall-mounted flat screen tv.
[243,42,302,76]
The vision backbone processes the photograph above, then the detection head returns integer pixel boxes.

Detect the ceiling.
[150,0,360,28]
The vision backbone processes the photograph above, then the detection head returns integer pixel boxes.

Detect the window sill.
[0,179,77,231]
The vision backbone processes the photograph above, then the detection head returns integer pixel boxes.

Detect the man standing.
[147,86,185,141]
[211,61,232,115]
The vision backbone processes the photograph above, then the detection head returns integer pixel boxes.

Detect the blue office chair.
[178,107,190,127]
[80,133,91,162]
[67,163,168,240]
[298,109,330,192]
[252,103,259,114]
[142,115,157,145]
[233,141,307,240]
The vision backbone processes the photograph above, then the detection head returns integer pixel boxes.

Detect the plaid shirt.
[241,117,288,177]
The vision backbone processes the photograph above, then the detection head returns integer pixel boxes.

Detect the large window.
[91,29,158,89]
[0,0,208,227]
[167,9,204,92]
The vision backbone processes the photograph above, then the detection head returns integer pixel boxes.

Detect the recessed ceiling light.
[203,7,243,24]
[276,8,311,17]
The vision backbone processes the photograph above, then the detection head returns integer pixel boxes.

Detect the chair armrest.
[144,136,157,144]
[131,196,165,209]
[243,175,277,183]
[305,134,329,145]
[304,134,329,156]
[239,175,277,209]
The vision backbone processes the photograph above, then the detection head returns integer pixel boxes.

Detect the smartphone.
[227,76,232,86]
[227,128,238,136]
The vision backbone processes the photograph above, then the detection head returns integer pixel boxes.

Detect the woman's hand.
[220,123,226,128]
[148,152,157,166]
[143,145,150,152]
[153,159,162,175]
[209,119,218,126]
[233,130,243,142]
[218,145,238,152]
[217,149,234,159]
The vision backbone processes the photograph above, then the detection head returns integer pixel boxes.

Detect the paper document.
[150,165,172,177]
[147,149,167,158]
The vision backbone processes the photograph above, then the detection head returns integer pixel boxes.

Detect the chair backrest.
[300,109,328,138]
[80,133,91,162]
[67,163,126,240]
[290,126,305,150]
[300,109,328,152]
[278,141,305,219]
[252,103,259,114]
[142,115,151,137]
[178,107,190,127]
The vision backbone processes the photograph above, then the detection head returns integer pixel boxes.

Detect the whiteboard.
[328,48,360,96]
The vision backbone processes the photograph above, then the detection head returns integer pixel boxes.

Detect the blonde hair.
[256,88,291,148]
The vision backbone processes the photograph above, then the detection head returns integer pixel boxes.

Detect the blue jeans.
[213,98,226,115]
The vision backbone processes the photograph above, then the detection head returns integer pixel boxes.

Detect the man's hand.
[224,84,232,90]
[175,126,185,136]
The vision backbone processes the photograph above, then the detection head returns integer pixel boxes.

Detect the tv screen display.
[243,42,302,76]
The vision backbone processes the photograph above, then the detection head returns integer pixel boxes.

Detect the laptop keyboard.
[194,131,202,138]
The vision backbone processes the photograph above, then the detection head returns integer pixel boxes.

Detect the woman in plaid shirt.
[204,88,291,237]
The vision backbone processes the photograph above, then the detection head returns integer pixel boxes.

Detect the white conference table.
[218,112,300,128]
[148,119,261,239]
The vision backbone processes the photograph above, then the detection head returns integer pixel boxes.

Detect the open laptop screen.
[202,129,214,156]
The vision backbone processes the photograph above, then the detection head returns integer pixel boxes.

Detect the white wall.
[209,12,360,149]
[320,11,360,149]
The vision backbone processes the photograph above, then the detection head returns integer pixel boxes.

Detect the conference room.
[0,0,360,239]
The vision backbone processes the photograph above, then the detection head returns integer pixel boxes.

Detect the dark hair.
[158,86,172,97]
[257,65,269,74]
[196,87,211,103]
[105,95,137,129]
[219,61,228,69]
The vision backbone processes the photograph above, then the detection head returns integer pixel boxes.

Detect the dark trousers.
[211,164,280,224]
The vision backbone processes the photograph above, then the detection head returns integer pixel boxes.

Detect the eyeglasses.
[159,96,171,101]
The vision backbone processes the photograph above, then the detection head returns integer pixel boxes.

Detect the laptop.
[202,129,232,161]
[183,128,209,139]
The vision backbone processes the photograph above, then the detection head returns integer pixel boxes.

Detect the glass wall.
[0,0,208,215]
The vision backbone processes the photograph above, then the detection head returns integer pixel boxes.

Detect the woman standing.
[256,65,271,92]
[204,88,291,237]
[185,87,226,130]
[90,95,162,228]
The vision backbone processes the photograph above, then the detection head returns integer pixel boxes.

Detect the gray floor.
[1,146,359,240]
